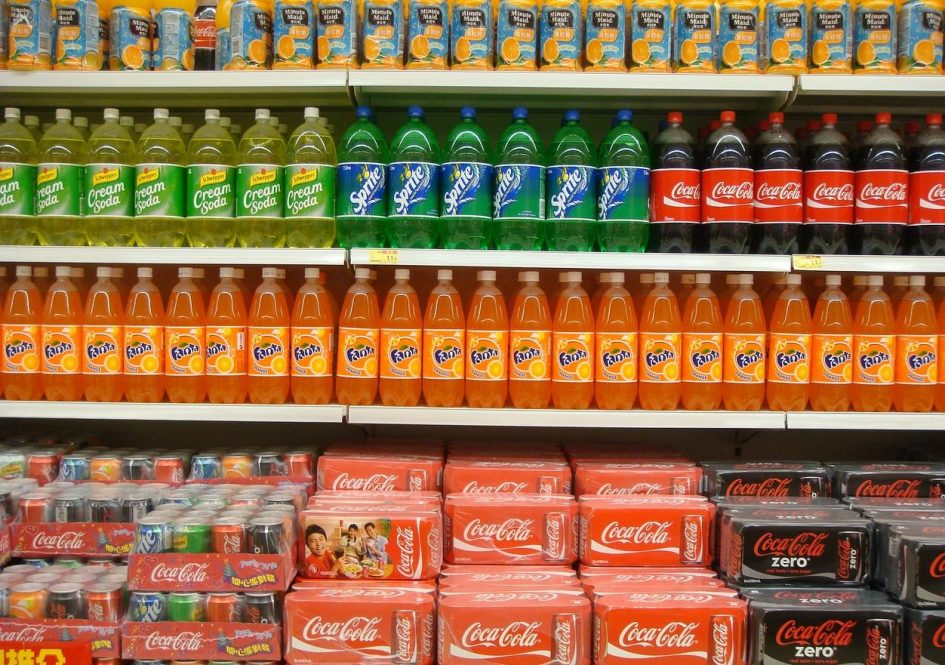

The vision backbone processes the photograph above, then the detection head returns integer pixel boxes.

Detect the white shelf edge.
[0,401,347,423]
[797,74,945,96]
[792,254,945,274]
[787,411,945,430]
[0,247,348,266]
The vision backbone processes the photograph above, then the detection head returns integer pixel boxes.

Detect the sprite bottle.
[135,108,187,247]
[186,108,237,247]
[85,108,137,247]
[0,107,38,245]
[493,108,545,251]
[546,109,598,252]
[440,106,493,249]
[37,108,89,247]
[285,106,337,248]
[336,106,388,249]
[597,109,650,252]
[237,108,286,248]
[387,106,440,248]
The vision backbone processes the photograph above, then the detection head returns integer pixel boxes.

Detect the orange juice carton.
[853,0,897,73]
[673,0,716,72]
[718,0,759,72]
[451,0,493,67]
[8,0,55,69]
[584,0,627,71]
[153,0,196,70]
[316,0,358,68]
[96,0,109,69]
[540,0,583,70]
[897,0,943,74]
[630,0,671,71]
[272,0,315,68]
[109,2,152,70]
[764,0,806,72]
[406,0,448,68]
[809,0,853,73]
[226,0,273,68]
[496,0,539,69]
[52,0,102,70]
[362,0,405,67]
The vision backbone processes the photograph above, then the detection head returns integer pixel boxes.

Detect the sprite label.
[597,166,650,222]
[187,164,236,218]
[389,161,439,218]
[441,162,493,219]
[494,164,544,220]
[336,162,386,219]
[547,165,597,221]
[85,163,134,217]
[135,163,185,217]
[237,164,284,218]
[0,162,37,216]
[36,163,82,217]
[285,163,336,219]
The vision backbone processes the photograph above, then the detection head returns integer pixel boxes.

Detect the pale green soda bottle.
[135,108,187,247]
[24,116,42,143]
[73,116,90,140]
[37,108,89,246]
[0,108,38,245]
[186,108,237,247]
[85,108,137,247]
[237,108,286,248]
[285,107,337,248]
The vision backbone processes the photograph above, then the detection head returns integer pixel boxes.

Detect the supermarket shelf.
[787,411,945,430]
[0,246,348,266]
[791,254,945,274]
[0,401,347,423]
[793,75,945,111]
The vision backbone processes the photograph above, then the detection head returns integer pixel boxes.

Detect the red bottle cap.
[709,119,721,130]
[927,113,942,126]
[768,112,784,124]
[806,119,822,132]
[906,120,921,134]
[875,112,892,125]
[857,120,874,133]
[720,110,736,123]
[668,111,683,124]
[821,113,838,125]
[758,120,770,132]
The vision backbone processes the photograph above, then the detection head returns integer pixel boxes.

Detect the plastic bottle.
[551,272,594,409]
[649,111,700,253]
[73,116,90,140]
[639,272,681,410]
[31,266,51,293]
[2,266,43,400]
[440,107,493,249]
[546,110,598,252]
[802,113,853,255]
[24,116,42,144]
[285,107,337,248]
[703,110,753,254]
[597,109,650,252]
[766,274,811,411]
[752,112,802,255]
[125,267,165,403]
[907,113,945,255]
[935,288,945,412]
[41,265,83,401]
[291,268,335,404]
[681,273,722,410]
[387,106,440,248]
[237,109,286,248]
[849,274,868,308]
[852,275,895,411]
[595,272,637,410]
[0,108,38,245]
[186,108,237,247]
[165,267,206,403]
[336,268,380,405]
[422,269,465,407]
[205,267,247,403]
[633,273,654,315]
[894,276,937,412]
[85,107,136,247]
[247,267,290,404]
[335,107,388,249]
[466,270,508,408]
[379,268,422,406]
[84,267,125,401]
[810,274,853,412]
[722,274,766,410]
[853,113,908,255]
[889,275,909,307]
[36,108,88,246]
[508,271,551,409]
[135,108,187,247]
[494,108,545,251]
[194,0,218,69]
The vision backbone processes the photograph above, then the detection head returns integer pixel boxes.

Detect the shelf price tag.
[368,250,399,265]
[792,255,824,270]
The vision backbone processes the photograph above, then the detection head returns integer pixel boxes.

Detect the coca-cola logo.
[775,620,855,647]
[394,614,414,662]
[554,618,573,664]
[143,631,204,651]
[671,181,701,201]
[31,530,85,550]
[711,181,754,202]
[866,624,888,665]
[619,622,697,649]
[395,526,416,578]
[0,626,49,642]
[462,621,541,649]
[316,589,405,599]
[933,623,945,648]
[837,538,853,580]
[854,479,922,498]
[756,181,802,202]
[682,519,700,561]
[811,182,854,203]
[151,562,209,584]
[930,551,945,578]
[462,480,528,494]
[303,616,381,643]
[859,182,907,202]
[601,520,670,545]
[725,477,792,497]
[753,531,827,558]
[332,472,398,492]
[927,183,945,203]
[597,483,662,495]
[712,620,731,665]
[463,518,534,543]
[546,515,562,557]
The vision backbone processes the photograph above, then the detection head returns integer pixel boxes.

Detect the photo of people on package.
[304,518,392,578]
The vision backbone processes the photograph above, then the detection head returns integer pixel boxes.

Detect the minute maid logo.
[350,164,385,214]
[250,169,277,187]
[137,167,159,186]
[393,163,432,215]
[199,169,229,188]
[290,168,318,188]
[444,164,481,215]
[38,167,58,185]
[92,166,120,187]
[598,168,631,218]
[550,167,590,218]
[494,166,523,215]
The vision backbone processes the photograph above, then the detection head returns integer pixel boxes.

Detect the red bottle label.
[651,168,701,223]
[855,169,908,225]
[754,168,803,223]
[702,167,754,223]
[804,170,854,224]
[909,170,945,225]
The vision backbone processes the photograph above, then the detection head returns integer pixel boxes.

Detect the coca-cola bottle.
[801,113,852,254]
[851,119,874,162]
[649,111,702,253]
[751,112,802,254]
[853,112,908,255]
[703,110,753,254]
[904,120,921,152]
[907,112,945,255]
[194,0,218,70]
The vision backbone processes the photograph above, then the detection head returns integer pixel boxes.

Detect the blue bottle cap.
[407,106,425,119]
[563,109,580,123]
[512,107,528,120]
[460,106,476,120]
[355,106,373,119]
[616,109,633,123]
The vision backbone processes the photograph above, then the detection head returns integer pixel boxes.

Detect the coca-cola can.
[47,583,84,619]
[865,618,896,665]
[54,492,87,523]
[154,454,186,484]
[710,614,736,665]
[393,609,419,665]
[27,453,58,485]
[799,476,826,498]
[672,477,693,495]
[121,455,154,481]
[553,613,579,665]
[244,592,278,624]
[284,451,315,478]
[682,514,706,564]
[120,491,154,522]
[249,516,287,555]
[931,479,945,500]
[207,592,245,623]
[211,517,247,554]
[409,469,429,492]
[836,530,865,583]
[539,476,559,494]
[905,608,945,665]
[253,451,285,477]
[544,512,568,562]
[89,496,120,523]
[86,581,122,622]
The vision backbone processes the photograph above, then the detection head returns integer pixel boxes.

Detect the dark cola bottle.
[751,112,802,254]
[801,113,852,254]
[853,112,908,255]
[648,111,702,253]
[907,113,945,255]
[194,0,218,70]
[703,110,753,254]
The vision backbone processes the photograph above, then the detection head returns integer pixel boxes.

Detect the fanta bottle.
[595,271,637,410]
[551,272,594,409]
[682,273,723,410]
[466,270,508,408]
[639,272,681,410]
[336,267,380,405]
[335,107,388,249]
[509,271,551,409]
[206,267,247,403]
[379,268,422,406]
[0,108,38,245]
[165,267,206,403]
[31,266,51,293]
[135,108,187,247]
[186,109,238,248]
[36,108,88,246]
[125,267,165,402]
[237,108,286,248]
[852,275,895,411]
[849,274,868,307]
[440,107,493,250]
[86,107,136,247]
[766,274,811,411]
[894,275,937,412]
[546,110,597,252]
[632,273,653,317]
[2,266,43,399]
[493,108,545,251]
[247,267,290,404]
[285,107,337,248]
[810,274,853,411]
[935,286,945,411]
[423,269,465,407]
[291,268,334,404]
[387,107,440,248]
[722,274,766,410]
[41,265,83,401]
[84,267,124,401]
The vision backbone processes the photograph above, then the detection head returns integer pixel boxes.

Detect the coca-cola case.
[890,535,945,608]
[574,462,703,496]
[847,498,945,513]
[578,568,724,588]
[584,581,738,600]
[438,565,580,587]
[578,565,719,580]
[830,463,945,500]
[316,453,444,492]
[740,587,887,605]
[713,497,841,509]
[870,518,945,587]
[906,608,945,665]
[443,460,572,495]
[701,462,830,498]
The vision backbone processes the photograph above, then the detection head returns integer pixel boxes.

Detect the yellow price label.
[368,250,399,265]
[792,255,824,270]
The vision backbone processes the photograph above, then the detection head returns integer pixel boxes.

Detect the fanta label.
[389,162,439,218]
[338,326,379,377]
[153,7,194,70]
[897,0,942,74]
[36,163,82,217]
[451,0,493,68]
[584,0,625,71]
[768,333,811,383]
[812,333,853,384]
[896,334,937,384]
[337,162,387,220]
[553,332,593,382]
[0,162,37,217]
[765,0,807,72]
[809,0,852,73]
[855,169,908,224]
[85,163,134,217]
[380,329,422,380]
[640,332,681,383]
[285,164,335,220]
[854,334,895,384]
[674,1,715,72]
[804,170,855,224]
[466,330,507,381]
[84,325,122,374]
[724,333,766,383]
[598,166,650,223]
[510,330,550,381]
[109,6,151,71]
[54,0,101,70]
[683,332,722,383]
[597,332,638,383]
[754,168,803,223]
[187,164,236,219]
[494,164,545,220]
[362,0,404,68]
[273,0,314,69]
[206,326,246,376]
[910,171,945,224]
[718,1,759,73]
[166,326,205,375]
[854,1,896,73]
[124,325,163,375]
[547,166,596,221]
[316,0,357,68]
[496,0,538,70]
[41,325,81,374]
[423,329,465,379]
[236,164,284,218]
[3,324,40,373]
[406,0,448,68]
[441,162,493,219]
[8,0,54,70]
[249,327,289,376]
[630,0,671,70]
[540,0,582,70]
[702,168,754,223]
[651,168,700,223]
[291,327,332,377]
[135,164,185,218]
[227,0,272,70]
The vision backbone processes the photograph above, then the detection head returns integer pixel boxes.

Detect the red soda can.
[208,592,246,622]
[154,455,186,484]
[211,518,247,554]
[284,451,315,478]
[538,476,559,494]
[27,453,58,485]
[18,492,52,522]
[553,613,579,665]
[409,469,429,492]
[86,581,123,622]
[544,511,568,563]
[681,514,706,564]
[393,609,420,665]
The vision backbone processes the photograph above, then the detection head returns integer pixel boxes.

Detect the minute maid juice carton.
[273,0,315,68]
[109,0,151,70]
[764,0,807,72]
[53,0,102,69]
[540,0,583,70]
[854,0,897,72]
[808,0,852,72]
[226,0,273,69]
[152,0,196,70]
[897,0,943,74]
[673,0,716,71]
[451,0,494,68]
[496,0,539,69]
[584,0,627,71]
[630,0,671,70]
[406,0,448,68]
[718,0,759,72]
[362,0,405,68]
[316,0,357,68]
[8,0,55,69]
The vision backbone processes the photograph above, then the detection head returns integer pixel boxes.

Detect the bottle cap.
[868,275,884,287]
[853,275,868,286]
[70,267,83,279]
[234,268,245,279]
[169,116,182,127]
[25,115,39,127]
[305,268,320,279]
[356,106,373,119]
[96,267,113,278]
[269,116,280,127]
[559,271,581,283]
[460,106,476,120]
[395,268,410,281]
[220,267,236,279]
[894,275,908,286]
[667,111,682,124]
[875,112,892,125]
[15,266,31,277]
[55,266,71,278]
[738,273,753,286]
[598,272,618,284]
[120,116,134,127]
[616,109,632,123]
[262,267,278,279]
[407,106,424,119]
[910,275,926,287]
[785,274,802,286]
[114,267,124,279]
[255,109,270,121]
[74,116,88,128]
[194,268,205,279]
[857,120,874,133]
[0,267,7,277]
[154,108,169,120]
[33,266,48,277]
[304,107,319,120]
[437,269,453,281]
[927,113,942,127]
[4,108,20,120]
[726,274,738,285]
[477,270,496,282]
[695,273,711,284]
[757,120,770,132]
[138,268,153,278]
[563,109,580,123]
[205,109,220,121]
[680,274,695,285]
[355,268,371,280]
[640,273,654,284]
[821,113,838,126]
[806,119,822,132]
[768,112,783,125]
[512,107,528,120]
[100,108,119,121]
[56,109,72,121]
[720,110,735,123]
[653,272,669,284]
[220,116,231,127]
[934,276,945,287]
[178,267,194,278]
[825,274,841,287]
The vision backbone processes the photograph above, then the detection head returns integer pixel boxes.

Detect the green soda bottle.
[285,106,337,248]
[546,109,598,252]
[494,108,545,251]
[597,109,651,253]
[37,108,89,247]
[387,106,440,248]
[0,107,38,245]
[336,106,388,249]
[24,115,42,144]
[85,108,137,247]
[135,108,187,247]
[440,106,493,249]
[237,108,286,248]
[186,108,237,248]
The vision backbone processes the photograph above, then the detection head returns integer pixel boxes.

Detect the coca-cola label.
[804,170,855,224]
[702,168,754,223]
[855,169,909,225]
[711,470,829,498]
[907,610,945,665]
[841,472,945,499]
[651,168,701,223]
[127,551,293,592]
[12,522,134,557]
[122,621,281,661]
[901,539,945,607]
[754,169,803,224]
[756,610,902,665]
[909,171,945,225]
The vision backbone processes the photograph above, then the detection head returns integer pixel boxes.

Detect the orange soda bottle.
[638,272,681,410]
[848,275,868,308]
[932,275,945,307]
[632,273,653,315]
[762,276,785,323]
[591,272,617,312]
[681,273,722,410]
[423,269,465,408]
[552,272,594,410]
[336,268,380,405]
[465,270,508,408]
[125,267,165,403]
[165,267,207,403]
[722,274,766,411]
[2,267,42,400]
[248,267,291,404]
[291,268,335,405]
[894,276,937,412]
[41,265,83,401]
[509,271,551,409]
[889,275,909,309]
[206,267,248,404]
[810,274,853,412]
[379,269,422,407]
[766,274,811,412]
[595,272,637,410]
[83,267,125,402]
[718,273,739,313]
[852,275,895,412]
